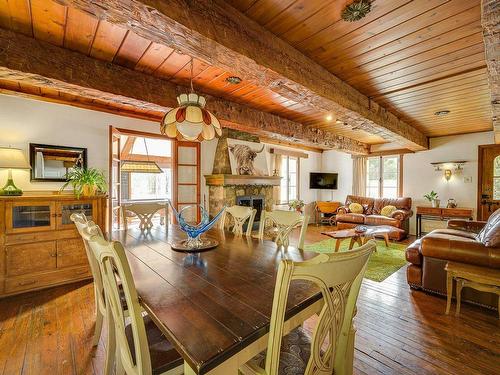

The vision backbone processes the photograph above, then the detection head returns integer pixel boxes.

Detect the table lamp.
[0,146,31,196]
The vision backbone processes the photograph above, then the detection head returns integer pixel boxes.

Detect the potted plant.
[60,167,108,198]
[288,199,305,213]
[424,190,440,208]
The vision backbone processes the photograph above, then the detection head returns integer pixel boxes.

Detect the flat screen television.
[309,172,338,190]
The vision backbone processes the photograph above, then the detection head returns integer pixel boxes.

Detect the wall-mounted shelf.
[430,161,467,171]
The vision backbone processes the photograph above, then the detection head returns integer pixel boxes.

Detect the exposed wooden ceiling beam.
[55,0,428,151]
[481,0,499,142]
[0,28,368,154]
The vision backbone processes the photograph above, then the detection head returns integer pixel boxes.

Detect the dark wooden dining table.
[112,226,323,375]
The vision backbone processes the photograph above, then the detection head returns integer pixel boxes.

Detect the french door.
[109,127,201,231]
[173,141,201,222]
[109,127,122,231]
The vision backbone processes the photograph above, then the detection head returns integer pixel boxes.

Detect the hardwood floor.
[0,225,498,375]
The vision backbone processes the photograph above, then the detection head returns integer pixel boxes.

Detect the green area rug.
[304,239,407,282]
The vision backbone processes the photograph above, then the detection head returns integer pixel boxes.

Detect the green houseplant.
[288,199,305,212]
[424,190,440,208]
[60,167,108,198]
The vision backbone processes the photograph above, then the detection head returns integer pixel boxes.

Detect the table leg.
[445,272,453,315]
[356,237,363,247]
[348,237,355,250]
[335,239,342,252]
[456,279,463,316]
[383,233,389,248]
[417,214,421,238]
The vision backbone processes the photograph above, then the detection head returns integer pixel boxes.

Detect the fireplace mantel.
[205,174,281,186]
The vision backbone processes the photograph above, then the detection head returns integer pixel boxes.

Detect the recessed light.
[434,110,450,116]
[336,120,343,124]
[226,76,242,84]
[326,114,333,121]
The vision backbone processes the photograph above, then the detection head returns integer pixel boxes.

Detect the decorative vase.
[432,199,440,208]
[82,184,97,197]
[168,201,225,251]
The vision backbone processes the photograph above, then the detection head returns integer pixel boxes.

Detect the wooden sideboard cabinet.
[415,206,473,237]
[0,193,107,297]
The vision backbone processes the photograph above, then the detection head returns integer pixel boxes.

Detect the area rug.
[304,239,407,282]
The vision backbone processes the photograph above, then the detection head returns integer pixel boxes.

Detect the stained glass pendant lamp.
[160,57,222,141]
[121,138,162,174]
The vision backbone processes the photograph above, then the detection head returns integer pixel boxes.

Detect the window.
[366,155,401,198]
[130,168,172,200]
[280,156,299,203]
[493,156,500,200]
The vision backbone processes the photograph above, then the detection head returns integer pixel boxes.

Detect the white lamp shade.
[0,147,30,169]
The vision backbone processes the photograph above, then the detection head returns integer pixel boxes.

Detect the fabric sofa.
[406,209,500,309]
[336,195,413,240]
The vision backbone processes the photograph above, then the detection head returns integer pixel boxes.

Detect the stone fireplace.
[205,130,280,220]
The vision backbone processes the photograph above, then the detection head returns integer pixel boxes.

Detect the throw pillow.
[381,205,397,217]
[349,202,363,214]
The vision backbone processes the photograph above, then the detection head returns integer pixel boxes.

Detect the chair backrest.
[316,201,341,214]
[71,213,106,311]
[220,205,257,236]
[258,210,309,249]
[121,202,168,231]
[264,240,375,375]
[87,228,152,375]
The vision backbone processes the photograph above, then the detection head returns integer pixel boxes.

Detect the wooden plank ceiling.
[233,0,491,138]
[0,0,384,146]
[0,0,492,147]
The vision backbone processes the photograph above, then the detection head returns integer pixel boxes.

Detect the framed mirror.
[29,143,87,182]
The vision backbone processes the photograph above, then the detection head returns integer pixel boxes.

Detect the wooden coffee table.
[321,225,404,252]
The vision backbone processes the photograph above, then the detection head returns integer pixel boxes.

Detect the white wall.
[0,94,162,192]
[404,131,493,234]
[319,149,353,203]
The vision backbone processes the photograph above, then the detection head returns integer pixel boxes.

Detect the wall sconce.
[444,169,452,181]
[431,160,467,182]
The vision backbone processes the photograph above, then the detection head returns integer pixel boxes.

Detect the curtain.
[352,156,367,196]
[272,154,282,204]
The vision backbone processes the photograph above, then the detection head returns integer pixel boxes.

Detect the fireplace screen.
[236,195,265,229]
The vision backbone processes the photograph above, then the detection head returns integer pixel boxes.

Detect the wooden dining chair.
[219,205,257,236]
[121,202,168,231]
[240,240,376,375]
[71,213,107,347]
[257,210,309,250]
[87,230,183,375]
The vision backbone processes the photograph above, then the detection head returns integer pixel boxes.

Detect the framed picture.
[227,138,269,176]
[29,143,87,182]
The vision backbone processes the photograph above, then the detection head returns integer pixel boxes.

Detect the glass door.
[5,201,56,234]
[109,126,122,231]
[173,141,200,223]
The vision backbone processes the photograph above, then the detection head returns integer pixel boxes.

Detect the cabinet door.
[56,238,89,268]
[6,241,57,276]
[6,201,56,234]
[56,200,97,229]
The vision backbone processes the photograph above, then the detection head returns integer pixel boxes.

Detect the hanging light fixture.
[160,57,222,141]
[121,138,162,174]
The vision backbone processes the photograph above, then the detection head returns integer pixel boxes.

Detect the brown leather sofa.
[406,209,500,309]
[336,195,413,240]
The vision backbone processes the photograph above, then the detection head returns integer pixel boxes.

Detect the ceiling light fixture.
[121,138,162,174]
[226,76,242,85]
[434,110,450,116]
[160,57,222,141]
[326,114,333,121]
[341,0,372,22]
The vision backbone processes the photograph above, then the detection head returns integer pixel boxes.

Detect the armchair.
[405,209,500,309]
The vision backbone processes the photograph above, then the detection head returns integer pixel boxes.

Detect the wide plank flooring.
[0,225,499,375]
